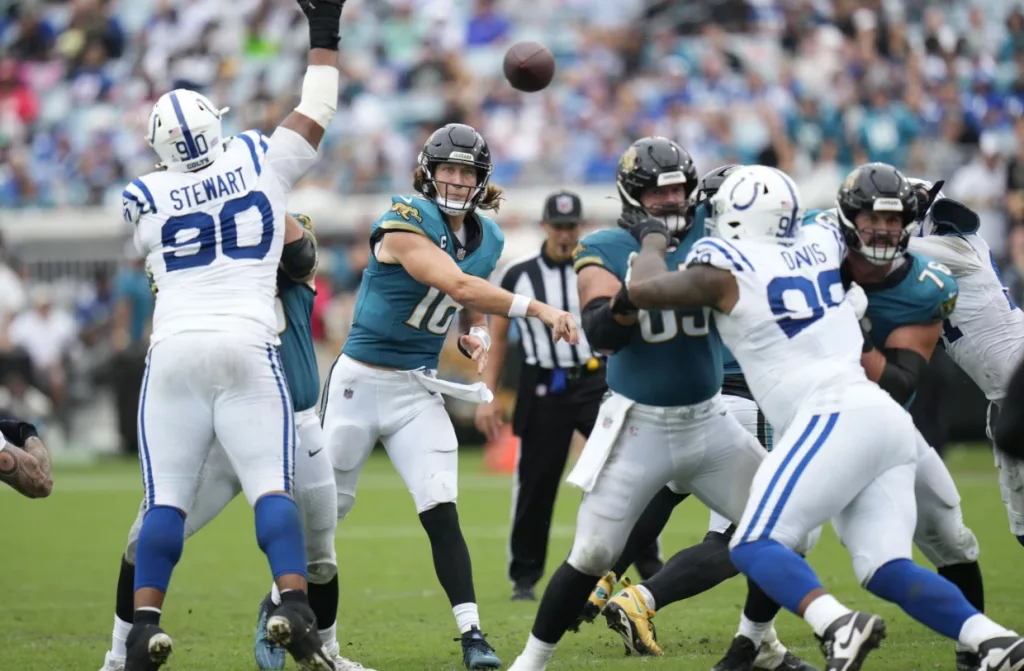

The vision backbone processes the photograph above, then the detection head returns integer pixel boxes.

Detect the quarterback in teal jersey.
[319,123,576,671]
[507,142,810,671]
[832,164,990,671]
[98,214,374,671]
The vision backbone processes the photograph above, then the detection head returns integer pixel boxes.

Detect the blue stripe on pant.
[267,344,293,493]
[739,414,821,544]
[759,412,839,540]
[137,355,155,507]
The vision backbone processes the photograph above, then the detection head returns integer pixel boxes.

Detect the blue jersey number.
[405,286,461,335]
[767,268,842,338]
[161,191,274,272]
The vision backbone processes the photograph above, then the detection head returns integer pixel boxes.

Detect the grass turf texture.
[1,445,1020,670]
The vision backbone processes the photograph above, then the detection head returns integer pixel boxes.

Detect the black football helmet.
[417,123,493,216]
[836,162,919,266]
[688,164,741,218]
[616,136,698,237]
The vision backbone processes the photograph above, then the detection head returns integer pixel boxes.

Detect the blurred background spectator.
[0,0,1019,453]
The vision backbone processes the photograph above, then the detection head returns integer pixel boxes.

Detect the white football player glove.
[845,281,868,320]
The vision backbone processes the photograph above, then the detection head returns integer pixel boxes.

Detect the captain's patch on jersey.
[390,202,422,223]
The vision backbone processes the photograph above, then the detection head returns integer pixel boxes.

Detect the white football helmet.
[708,165,805,244]
[146,89,229,172]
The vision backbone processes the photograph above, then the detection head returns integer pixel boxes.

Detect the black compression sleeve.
[878,348,927,406]
[280,234,318,282]
[581,298,634,353]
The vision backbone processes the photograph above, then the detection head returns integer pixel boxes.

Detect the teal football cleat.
[254,593,286,670]
[458,627,502,669]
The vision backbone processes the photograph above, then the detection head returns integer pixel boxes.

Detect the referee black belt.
[529,358,604,394]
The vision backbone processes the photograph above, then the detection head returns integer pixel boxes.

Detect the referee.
[476,190,662,601]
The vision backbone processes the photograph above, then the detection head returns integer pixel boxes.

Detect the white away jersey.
[686,221,874,433]
[909,232,1024,401]
[124,127,317,344]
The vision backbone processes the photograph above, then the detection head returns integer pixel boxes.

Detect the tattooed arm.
[0,436,53,498]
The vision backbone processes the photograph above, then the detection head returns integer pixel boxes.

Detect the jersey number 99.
[767,268,843,338]
[160,191,275,272]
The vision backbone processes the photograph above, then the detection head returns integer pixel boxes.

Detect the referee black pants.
[508,369,661,587]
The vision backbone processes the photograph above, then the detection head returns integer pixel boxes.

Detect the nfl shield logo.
[343,388,354,399]
[555,195,574,214]
[457,248,466,260]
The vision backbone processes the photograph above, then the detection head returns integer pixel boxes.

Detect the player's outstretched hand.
[537,305,580,344]
[618,210,671,245]
[459,333,490,375]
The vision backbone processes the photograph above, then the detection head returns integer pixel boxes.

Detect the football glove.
[0,419,39,447]
[845,281,868,320]
[619,210,672,245]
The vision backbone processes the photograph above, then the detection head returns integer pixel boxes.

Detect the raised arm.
[627,235,738,312]
[379,232,579,344]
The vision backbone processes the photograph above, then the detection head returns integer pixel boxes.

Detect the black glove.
[297,0,344,50]
[914,179,945,218]
[930,198,980,235]
[860,321,876,354]
[618,210,671,246]
[0,419,38,447]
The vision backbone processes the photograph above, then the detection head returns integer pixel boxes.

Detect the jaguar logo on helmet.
[619,145,638,172]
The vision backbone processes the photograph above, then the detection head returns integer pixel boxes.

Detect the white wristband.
[508,294,531,319]
[469,326,491,352]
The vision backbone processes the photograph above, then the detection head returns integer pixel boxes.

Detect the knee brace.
[298,482,338,566]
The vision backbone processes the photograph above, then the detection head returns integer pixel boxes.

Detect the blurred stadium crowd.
[3,0,1024,451]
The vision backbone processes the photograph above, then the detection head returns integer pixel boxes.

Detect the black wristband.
[307,3,342,50]
[611,284,638,315]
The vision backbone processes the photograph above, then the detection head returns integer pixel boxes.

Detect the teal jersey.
[694,201,742,376]
[277,273,319,412]
[859,251,959,350]
[573,224,722,407]
[343,195,505,370]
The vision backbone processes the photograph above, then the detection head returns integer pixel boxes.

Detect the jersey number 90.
[160,191,275,272]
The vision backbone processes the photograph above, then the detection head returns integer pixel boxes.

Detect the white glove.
[845,281,868,320]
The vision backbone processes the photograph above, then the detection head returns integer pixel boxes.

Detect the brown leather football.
[503,41,555,92]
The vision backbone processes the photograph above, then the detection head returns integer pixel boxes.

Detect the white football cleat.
[97,650,125,671]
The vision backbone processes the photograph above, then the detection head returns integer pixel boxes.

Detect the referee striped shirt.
[492,246,594,369]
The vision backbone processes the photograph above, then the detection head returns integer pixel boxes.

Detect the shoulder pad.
[236,130,270,176]
[685,236,756,273]
[573,229,637,277]
[374,195,445,245]
[122,178,157,224]
[908,252,960,321]
[478,213,505,248]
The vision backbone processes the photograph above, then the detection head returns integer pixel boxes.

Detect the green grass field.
[1,445,1021,671]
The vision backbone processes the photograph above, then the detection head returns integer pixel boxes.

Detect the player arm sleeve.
[907,236,979,276]
[581,297,634,353]
[280,231,318,283]
[876,347,928,406]
[264,126,319,192]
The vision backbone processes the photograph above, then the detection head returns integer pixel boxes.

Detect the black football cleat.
[816,612,886,671]
[266,601,336,671]
[124,624,172,671]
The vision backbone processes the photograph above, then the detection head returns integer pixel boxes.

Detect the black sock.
[644,529,737,609]
[280,589,309,606]
[938,561,985,612]
[610,487,689,578]
[532,562,602,644]
[117,555,136,623]
[743,576,784,623]
[308,574,339,630]
[419,503,475,606]
[1018,535,1024,549]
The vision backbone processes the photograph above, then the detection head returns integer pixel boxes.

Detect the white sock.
[453,602,480,634]
[271,582,282,606]
[802,594,851,638]
[319,622,337,649]
[636,584,656,612]
[959,614,1011,651]
[737,614,774,648]
[111,615,132,659]
[520,633,556,666]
